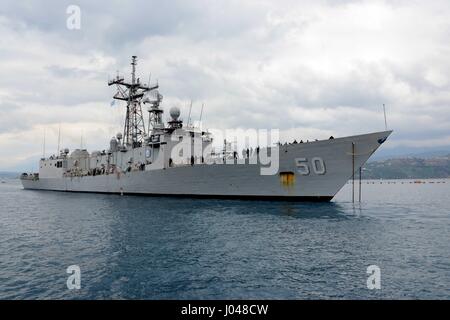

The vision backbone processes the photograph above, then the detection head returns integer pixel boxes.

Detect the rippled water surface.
[0,179,449,299]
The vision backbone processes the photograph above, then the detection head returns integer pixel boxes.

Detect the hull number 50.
[295,157,326,175]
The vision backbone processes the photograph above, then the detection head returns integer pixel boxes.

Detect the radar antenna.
[145,90,164,132]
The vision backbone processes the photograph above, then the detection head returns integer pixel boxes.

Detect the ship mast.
[108,56,159,148]
[146,88,164,133]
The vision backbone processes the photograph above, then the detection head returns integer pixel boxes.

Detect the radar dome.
[170,106,180,121]
[116,132,123,140]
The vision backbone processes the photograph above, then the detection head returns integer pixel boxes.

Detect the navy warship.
[21,56,392,201]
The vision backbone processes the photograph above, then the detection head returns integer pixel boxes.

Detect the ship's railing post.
[359,166,362,202]
[352,142,355,203]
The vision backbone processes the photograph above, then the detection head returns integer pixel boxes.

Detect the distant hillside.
[363,155,450,179]
[0,171,20,179]
[370,145,450,161]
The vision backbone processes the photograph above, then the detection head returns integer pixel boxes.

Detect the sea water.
[0,179,449,299]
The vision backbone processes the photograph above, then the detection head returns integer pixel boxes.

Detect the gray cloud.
[1,0,450,170]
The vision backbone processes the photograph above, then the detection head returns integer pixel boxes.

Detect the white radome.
[169,106,180,120]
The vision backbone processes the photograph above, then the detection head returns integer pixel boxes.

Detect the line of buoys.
[350,180,448,185]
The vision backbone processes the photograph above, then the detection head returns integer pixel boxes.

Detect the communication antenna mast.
[108,56,159,148]
[57,124,61,156]
[187,100,193,127]
[42,129,46,159]
[199,103,205,126]
[383,104,388,130]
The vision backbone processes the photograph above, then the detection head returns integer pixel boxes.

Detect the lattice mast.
[108,56,159,148]
[146,88,164,132]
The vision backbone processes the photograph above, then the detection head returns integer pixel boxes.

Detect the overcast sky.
[1,0,450,170]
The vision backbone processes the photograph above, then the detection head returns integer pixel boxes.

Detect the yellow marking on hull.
[280,171,295,187]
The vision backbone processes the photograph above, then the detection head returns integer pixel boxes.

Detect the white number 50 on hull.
[295,157,326,175]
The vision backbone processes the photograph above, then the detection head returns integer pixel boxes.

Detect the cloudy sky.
[1,0,450,171]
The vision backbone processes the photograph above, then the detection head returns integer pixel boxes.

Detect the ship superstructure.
[21,56,392,201]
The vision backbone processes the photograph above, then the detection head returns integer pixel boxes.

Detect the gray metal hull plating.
[21,131,392,201]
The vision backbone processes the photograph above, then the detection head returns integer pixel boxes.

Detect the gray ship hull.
[21,131,392,201]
